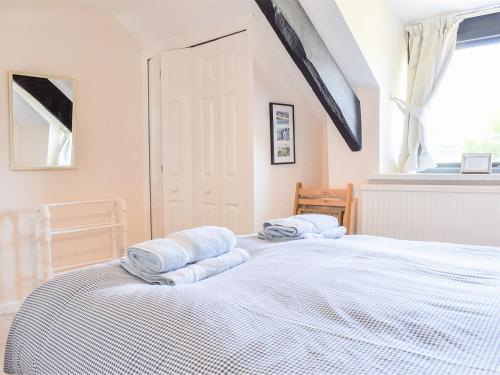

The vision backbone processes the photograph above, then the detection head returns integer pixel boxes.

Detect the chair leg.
[349,198,358,235]
[294,182,302,215]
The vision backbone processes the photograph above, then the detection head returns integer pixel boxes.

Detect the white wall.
[327,88,380,189]
[251,12,327,229]
[327,0,407,195]
[0,2,148,307]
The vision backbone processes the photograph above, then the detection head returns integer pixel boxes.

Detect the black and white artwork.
[270,103,295,164]
[255,0,362,151]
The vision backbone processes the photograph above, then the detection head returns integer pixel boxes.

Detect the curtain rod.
[408,4,500,26]
[458,4,500,19]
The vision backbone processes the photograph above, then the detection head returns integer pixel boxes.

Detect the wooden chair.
[294,182,358,234]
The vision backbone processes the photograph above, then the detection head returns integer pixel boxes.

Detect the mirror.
[9,72,75,170]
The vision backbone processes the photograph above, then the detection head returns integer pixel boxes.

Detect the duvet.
[4,236,500,374]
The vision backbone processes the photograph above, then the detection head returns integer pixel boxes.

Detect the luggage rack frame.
[34,198,127,284]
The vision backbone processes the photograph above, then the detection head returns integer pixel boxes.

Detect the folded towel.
[258,214,339,240]
[259,217,316,239]
[127,226,236,274]
[295,214,339,233]
[302,226,347,240]
[321,225,347,239]
[121,248,250,285]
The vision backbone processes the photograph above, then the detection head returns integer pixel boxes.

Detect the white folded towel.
[121,248,250,285]
[297,214,339,233]
[259,217,316,239]
[258,214,339,240]
[303,226,347,239]
[321,226,347,239]
[126,226,236,274]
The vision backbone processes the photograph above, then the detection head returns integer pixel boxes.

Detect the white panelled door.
[159,32,252,235]
[216,34,251,233]
[191,40,221,228]
[160,49,193,234]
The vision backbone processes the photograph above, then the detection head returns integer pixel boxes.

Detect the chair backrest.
[294,182,357,234]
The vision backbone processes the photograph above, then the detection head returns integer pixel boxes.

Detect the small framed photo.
[460,153,492,174]
[270,103,295,164]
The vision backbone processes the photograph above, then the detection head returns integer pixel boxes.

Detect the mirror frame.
[8,71,77,171]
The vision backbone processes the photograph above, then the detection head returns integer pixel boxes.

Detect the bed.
[4,235,500,374]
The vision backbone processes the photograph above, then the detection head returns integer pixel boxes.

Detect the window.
[425,13,500,169]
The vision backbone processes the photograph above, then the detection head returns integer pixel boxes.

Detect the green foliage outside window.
[464,110,500,161]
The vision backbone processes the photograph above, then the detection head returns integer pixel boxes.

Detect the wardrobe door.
[158,32,252,235]
[160,50,193,234]
[190,41,221,227]
[217,33,252,233]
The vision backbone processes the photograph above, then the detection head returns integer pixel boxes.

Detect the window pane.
[427,42,500,163]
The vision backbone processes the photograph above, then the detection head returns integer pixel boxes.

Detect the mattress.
[4,235,500,374]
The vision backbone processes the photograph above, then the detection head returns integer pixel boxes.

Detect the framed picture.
[270,103,295,164]
[460,153,492,174]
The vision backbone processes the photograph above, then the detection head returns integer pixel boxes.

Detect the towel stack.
[121,226,249,285]
[258,214,346,241]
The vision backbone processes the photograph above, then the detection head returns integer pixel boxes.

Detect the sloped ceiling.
[300,0,378,89]
[79,0,251,47]
[80,0,500,47]
[79,0,378,90]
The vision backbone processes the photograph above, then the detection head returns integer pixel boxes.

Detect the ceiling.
[79,0,500,47]
[80,0,250,48]
[387,0,500,24]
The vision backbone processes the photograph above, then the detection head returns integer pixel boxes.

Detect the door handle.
[204,188,211,194]
[171,187,178,193]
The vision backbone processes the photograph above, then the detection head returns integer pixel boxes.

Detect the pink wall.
[0,2,149,307]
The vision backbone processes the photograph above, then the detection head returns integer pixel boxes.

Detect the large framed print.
[270,103,295,164]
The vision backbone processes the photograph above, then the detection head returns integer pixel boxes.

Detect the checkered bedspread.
[4,236,500,374]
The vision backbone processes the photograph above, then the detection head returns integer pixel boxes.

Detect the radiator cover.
[360,184,500,247]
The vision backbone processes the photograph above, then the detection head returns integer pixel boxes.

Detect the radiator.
[360,184,500,247]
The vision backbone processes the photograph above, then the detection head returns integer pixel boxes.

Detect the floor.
[0,314,14,375]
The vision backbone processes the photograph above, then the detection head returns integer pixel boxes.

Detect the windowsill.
[368,173,500,184]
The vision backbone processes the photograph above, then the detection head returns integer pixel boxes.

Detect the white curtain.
[47,125,72,166]
[56,131,72,166]
[397,15,463,172]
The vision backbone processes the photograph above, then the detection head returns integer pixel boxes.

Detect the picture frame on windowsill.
[460,153,492,174]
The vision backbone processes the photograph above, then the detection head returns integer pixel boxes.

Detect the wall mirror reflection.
[9,72,76,170]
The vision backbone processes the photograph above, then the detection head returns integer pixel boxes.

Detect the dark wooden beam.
[255,0,362,151]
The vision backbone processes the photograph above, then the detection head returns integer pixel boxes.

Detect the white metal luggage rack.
[34,198,127,284]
